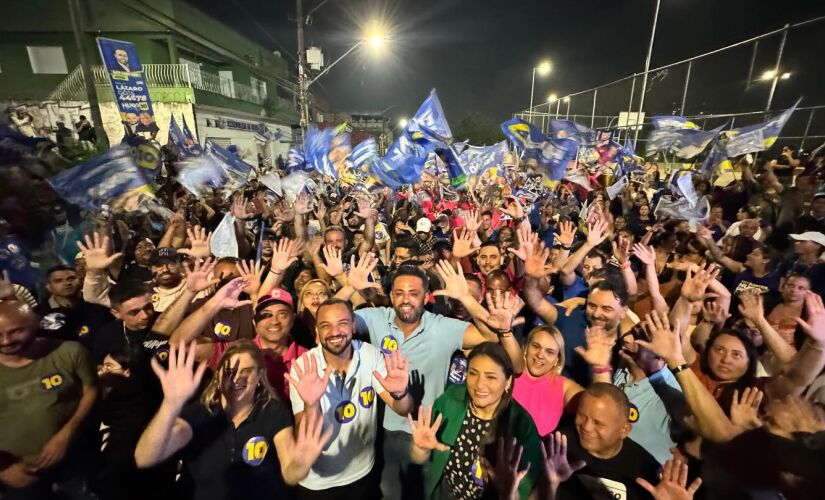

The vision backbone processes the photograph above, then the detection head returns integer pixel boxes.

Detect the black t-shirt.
[36,299,112,343]
[557,425,660,500]
[88,320,170,365]
[178,400,293,500]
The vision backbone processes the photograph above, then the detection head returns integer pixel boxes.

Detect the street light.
[547,93,558,103]
[398,117,408,128]
[781,72,791,80]
[761,70,776,81]
[307,23,389,87]
[529,59,552,124]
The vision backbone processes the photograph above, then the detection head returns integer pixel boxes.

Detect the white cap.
[790,232,825,247]
[416,217,432,233]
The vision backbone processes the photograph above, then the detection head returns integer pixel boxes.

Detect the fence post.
[765,24,789,113]
[623,74,637,145]
[745,40,758,92]
[801,109,815,150]
[590,89,598,129]
[680,61,692,115]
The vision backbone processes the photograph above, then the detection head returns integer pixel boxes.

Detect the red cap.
[255,288,295,314]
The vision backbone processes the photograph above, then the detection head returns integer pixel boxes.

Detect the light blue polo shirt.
[355,307,468,433]
[289,340,388,490]
[613,366,683,464]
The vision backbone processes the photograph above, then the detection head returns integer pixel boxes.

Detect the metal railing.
[516,14,825,151]
[49,63,268,106]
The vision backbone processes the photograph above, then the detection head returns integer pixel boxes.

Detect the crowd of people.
[2,114,825,500]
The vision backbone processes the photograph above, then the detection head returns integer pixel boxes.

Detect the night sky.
[194,0,825,130]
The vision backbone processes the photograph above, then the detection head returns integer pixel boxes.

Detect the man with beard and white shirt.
[335,254,524,500]
[287,298,412,499]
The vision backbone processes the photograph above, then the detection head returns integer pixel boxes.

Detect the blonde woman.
[512,325,613,436]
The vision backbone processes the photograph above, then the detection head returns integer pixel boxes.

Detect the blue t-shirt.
[355,307,468,433]
[549,305,590,386]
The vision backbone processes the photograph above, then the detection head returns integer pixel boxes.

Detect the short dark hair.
[393,236,420,256]
[480,241,501,252]
[589,277,629,306]
[481,211,493,218]
[391,265,429,290]
[315,298,354,322]
[582,383,631,421]
[109,280,151,307]
[485,270,511,288]
[584,249,607,263]
[465,273,483,289]
[46,265,77,279]
[324,226,346,239]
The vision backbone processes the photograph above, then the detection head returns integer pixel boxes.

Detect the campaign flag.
[550,120,595,144]
[97,37,160,141]
[595,128,615,147]
[369,134,427,189]
[525,137,579,180]
[167,115,201,158]
[258,172,282,196]
[701,142,731,178]
[607,175,628,200]
[407,90,453,146]
[210,213,239,259]
[177,154,228,198]
[501,118,545,149]
[651,116,699,130]
[645,124,724,159]
[654,195,710,222]
[671,169,698,207]
[460,141,509,178]
[48,146,153,211]
[286,147,307,172]
[302,126,337,178]
[280,171,317,203]
[616,140,640,174]
[205,140,252,187]
[0,124,49,166]
[724,99,800,157]
[351,138,379,171]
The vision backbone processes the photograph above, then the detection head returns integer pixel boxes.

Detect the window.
[250,76,267,100]
[219,70,235,98]
[27,46,68,74]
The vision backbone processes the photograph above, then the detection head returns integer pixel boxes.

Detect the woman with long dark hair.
[409,342,542,499]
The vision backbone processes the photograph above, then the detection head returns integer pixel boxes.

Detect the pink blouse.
[512,372,565,436]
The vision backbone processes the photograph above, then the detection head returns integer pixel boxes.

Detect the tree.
[452,111,503,145]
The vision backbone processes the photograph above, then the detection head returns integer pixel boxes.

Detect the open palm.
[374,350,410,395]
[408,405,449,452]
[286,354,333,407]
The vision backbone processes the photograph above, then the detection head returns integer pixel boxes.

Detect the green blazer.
[425,384,543,499]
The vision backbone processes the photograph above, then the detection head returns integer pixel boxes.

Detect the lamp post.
[633,0,662,145]
[529,60,551,123]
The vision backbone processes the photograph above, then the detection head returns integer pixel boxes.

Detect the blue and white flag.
[369,134,427,189]
[210,213,239,259]
[460,141,509,177]
[607,175,628,200]
[615,140,640,174]
[724,98,800,157]
[286,147,307,172]
[302,126,337,178]
[407,90,453,146]
[701,142,731,178]
[525,137,579,180]
[48,146,154,211]
[205,139,252,186]
[646,124,724,159]
[182,116,198,146]
[651,116,700,130]
[351,138,379,170]
[654,194,709,222]
[0,124,46,166]
[671,169,698,207]
[177,154,228,198]
[501,118,545,149]
[550,120,595,144]
[168,115,202,158]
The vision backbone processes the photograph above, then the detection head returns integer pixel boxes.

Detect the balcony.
[49,64,294,114]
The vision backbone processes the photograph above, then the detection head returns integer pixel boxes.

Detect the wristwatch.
[669,363,690,375]
[390,387,409,400]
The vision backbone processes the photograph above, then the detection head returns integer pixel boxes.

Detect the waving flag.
[724,98,800,157]
[286,147,307,172]
[407,90,453,146]
[670,169,698,207]
[616,140,641,174]
[48,146,154,211]
[550,120,595,144]
[700,142,731,178]
[351,138,379,171]
[168,115,202,158]
[460,141,509,177]
[501,118,545,149]
[525,137,579,180]
[205,140,252,187]
[607,176,628,200]
[369,134,427,189]
[646,124,724,159]
[651,116,699,130]
[655,195,709,222]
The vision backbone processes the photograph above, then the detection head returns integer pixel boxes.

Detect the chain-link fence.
[516,15,825,152]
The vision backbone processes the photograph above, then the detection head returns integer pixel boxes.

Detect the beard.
[395,303,425,324]
[321,335,352,355]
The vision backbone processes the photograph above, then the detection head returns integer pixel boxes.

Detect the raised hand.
[765,395,825,438]
[346,252,381,292]
[635,311,684,367]
[314,201,327,223]
[433,260,470,300]
[452,228,481,259]
[703,300,731,326]
[374,350,410,397]
[463,209,481,233]
[408,405,449,452]
[354,196,372,219]
[151,341,208,411]
[218,357,241,398]
[235,260,264,297]
[612,233,632,264]
[321,245,344,277]
[524,241,551,279]
[586,219,609,248]
[270,238,300,273]
[184,257,219,293]
[286,354,333,407]
[632,243,656,266]
[680,263,720,303]
[211,277,253,310]
[736,290,764,324]
[178,225,212,259]
[554,220,577,248]
[294,192,312,215]
[484,289,525,333]
[508,224,538,262]
[695,224,713,242]
[504,197,524,219]
[574,325,616,369]
[489,437,531,500]
[636,458,702,500]
[76,232,123,271]
[231,195,252,220]
[795,292,825,345]
[292,408,333,469]
[730,387,763,430]
[540,432,586,487]
[0,270,16,300]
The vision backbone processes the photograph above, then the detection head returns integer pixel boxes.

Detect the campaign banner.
[97,37,158,140]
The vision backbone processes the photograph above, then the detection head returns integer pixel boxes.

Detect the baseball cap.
[790,232,825,247]
[149,247,181,265]
[255,288,295,314]
[416,217,433,233]
[813,190,825,199]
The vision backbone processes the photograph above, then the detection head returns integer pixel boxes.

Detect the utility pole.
[296,0,310,135]
[67,0,108,147]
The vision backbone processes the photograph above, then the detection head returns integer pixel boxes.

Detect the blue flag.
[407,90,453,146]
[701,142,731,178]
[351,138,379,171]
[0,124,47,166]
[550,120,595,144]
[286,147,308,172]
[501,118,545,149]
[369,134,427,189]
[645,124,724,159]
[525,137,579,180]
[48,146,153,211]
[724,99,800,157]
[182,116,197,145]
[168,115,202,158]
[651,116,700,130]
[616,140,640,174]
